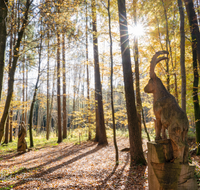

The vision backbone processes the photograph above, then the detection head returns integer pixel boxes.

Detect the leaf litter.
[1,137,187,190]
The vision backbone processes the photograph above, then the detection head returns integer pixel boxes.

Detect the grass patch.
[0,123,156,156]
[0,186,13,190]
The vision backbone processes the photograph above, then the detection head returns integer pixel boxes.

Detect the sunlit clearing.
[129,23,145,37]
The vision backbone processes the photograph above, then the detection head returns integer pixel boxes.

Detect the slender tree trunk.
[71,74,76,137]
[62,34,67,139]
[161,0,170,92]
[134,36,150,141]
[8,7,14,142]
[117,0,146,165]
[192,35,200,155]
[37,103,40,135]
[46,31,50,140]
[108,0,119,165]
[133,1,142,138]
[92,0,108,145]
[133,2,150,141]
[22,48,25,122]
[57,28,62,143]
[85,0,91,140]
[4,8,14,144]
[25,62,28,128]
[3,117,9,144]
[0,0,31,143]
[9,109,13,142]
[184,0,200,154]
[29,76,39,147]
[184,0,200,67]
[28,21,42,147]
[49,63,57,137]
[197,0,200,25]
[178,0,186,111]
[0,0,8,100]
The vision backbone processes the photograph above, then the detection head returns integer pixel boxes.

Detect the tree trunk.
[46,31,50,140]
[133,1,142,139]
[0,0,31,144]
[85,0,91,140]
[184,0,200,154]
[48,63,57,138]
[25,62,28,128]
[134,31,150,141]
[28,20,43,147]
[117,0,146,165]
[178,0,186,112]
[37,103,40,135]
[92,0,108,145]
[57,28,62,143]
[161,0,170,92]
[0,0,7,100]
[9,109,13,142]
[22,48,25,122]
[185,0,200,67]
[108,0,119,165]
[62,34,67,139]
[3,117,9,144]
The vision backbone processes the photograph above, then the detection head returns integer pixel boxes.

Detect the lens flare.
[129,23,145,37]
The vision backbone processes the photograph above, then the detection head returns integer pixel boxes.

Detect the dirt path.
[0,138,148,190]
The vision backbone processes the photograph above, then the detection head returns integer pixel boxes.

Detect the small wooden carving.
[17,121,27,152]
[144,51,189,163]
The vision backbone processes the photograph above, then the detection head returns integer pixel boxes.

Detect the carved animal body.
[144,51,189,163]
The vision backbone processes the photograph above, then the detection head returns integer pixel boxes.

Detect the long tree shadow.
[125,164,147,189]
[0,151,26,161]
[97,152,130,189]
[10,144,104,188]
[2,141,96,179]
[1,141,95,166]
[0,143,94,170]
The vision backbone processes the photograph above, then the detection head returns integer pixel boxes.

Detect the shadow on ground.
[9,143,103,188]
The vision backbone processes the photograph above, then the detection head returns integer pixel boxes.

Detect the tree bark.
[117,0,146,165]
[108,0,119,165]
[184,0,200,67]
[184,0,200,154]
[46,31,50,140]
[25,61,28,127]
[0,0,7,100]
[178,0,186,112]
[22,47,25,122]
[57,28,62,143]
[161,0,170,92]
[133,1,150,141]
[92,0,108,145]
[28,25,42,147]
[3,116,9,144]
[9,109,13,142]
[85,0,91,140]
[62,34,67,139]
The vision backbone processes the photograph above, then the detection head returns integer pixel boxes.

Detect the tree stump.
[148,141,197,190]
[17,122,27,152]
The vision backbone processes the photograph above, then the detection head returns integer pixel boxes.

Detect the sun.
[129,23,145,37]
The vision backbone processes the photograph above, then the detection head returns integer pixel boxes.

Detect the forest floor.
[0,137,199,190]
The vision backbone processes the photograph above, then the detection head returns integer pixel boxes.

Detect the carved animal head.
[144,51,169,93]
[144,78,154,93]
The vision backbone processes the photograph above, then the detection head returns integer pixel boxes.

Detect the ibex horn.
[150,51,169,78]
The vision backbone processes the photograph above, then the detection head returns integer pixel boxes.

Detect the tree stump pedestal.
[148,141,197,190]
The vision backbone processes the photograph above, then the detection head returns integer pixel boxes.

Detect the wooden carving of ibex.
[144,51,189,163]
